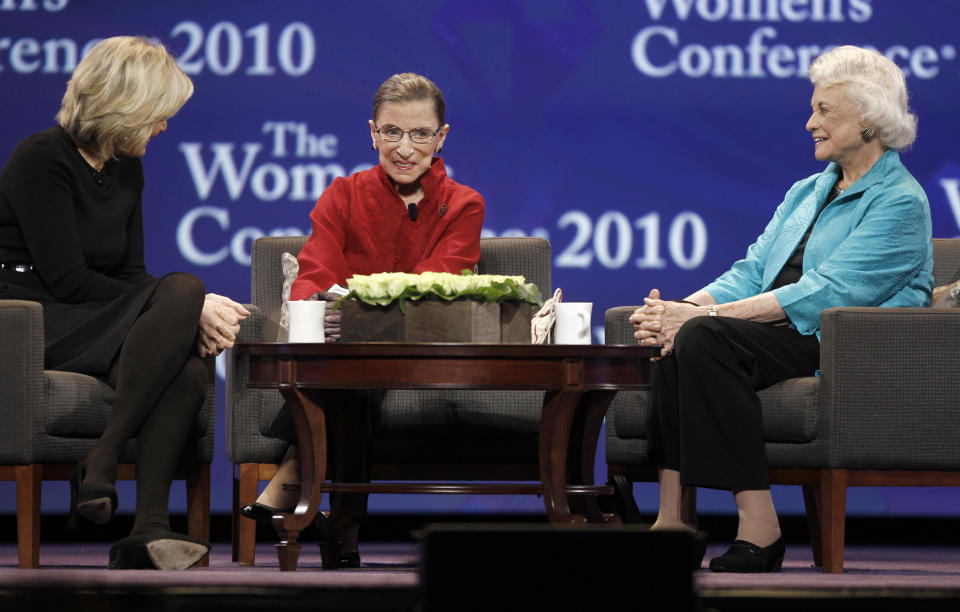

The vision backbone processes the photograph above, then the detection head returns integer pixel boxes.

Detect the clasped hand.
[308,290,343,343]
[195,293,250,357]
[629,288,702,357]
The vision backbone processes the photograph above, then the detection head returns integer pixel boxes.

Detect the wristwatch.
[706,304,718,317]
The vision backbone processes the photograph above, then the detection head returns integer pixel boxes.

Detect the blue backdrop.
[2,0,959,517]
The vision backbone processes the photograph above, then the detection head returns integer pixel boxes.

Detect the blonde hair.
[56,36,194,159]
[372,73,445,126]
[809,45,917,150]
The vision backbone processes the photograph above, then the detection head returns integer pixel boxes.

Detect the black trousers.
[646,316,820,492]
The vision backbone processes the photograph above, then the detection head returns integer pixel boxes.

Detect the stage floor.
[2,541,960,611]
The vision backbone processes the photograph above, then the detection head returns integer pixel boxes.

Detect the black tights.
[84,273,206,535]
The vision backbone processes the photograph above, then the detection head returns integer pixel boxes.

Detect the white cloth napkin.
[531,288,562,344]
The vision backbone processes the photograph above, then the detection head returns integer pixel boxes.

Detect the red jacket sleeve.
[290,180,351,299]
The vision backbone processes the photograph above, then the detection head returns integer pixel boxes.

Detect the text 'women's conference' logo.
[938,180,960,238]
[179,121,371,203]
[174,121,373,267]
[631,0,956,79]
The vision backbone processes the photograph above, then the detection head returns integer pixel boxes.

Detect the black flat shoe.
[709,537,785,573]
[317,537,362,569]
[109,531,210,570]
[239,502,294,523]
[339,552,361,568]
[69,462,118,530]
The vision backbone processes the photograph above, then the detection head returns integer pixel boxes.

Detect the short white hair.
[808,45,917,150]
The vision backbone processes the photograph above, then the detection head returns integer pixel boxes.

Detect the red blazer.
[290,158,484,300]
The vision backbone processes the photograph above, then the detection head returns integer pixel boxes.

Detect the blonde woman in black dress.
[0,36,247,570]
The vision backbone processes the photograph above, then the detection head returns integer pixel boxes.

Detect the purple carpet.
[2,541,960,610]
[0,542,419,588]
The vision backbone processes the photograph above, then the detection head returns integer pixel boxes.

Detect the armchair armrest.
[819,306,960,469]
[235,304,264,344]
[225,304,288,463]
[0,300,45,463]
[605,306,640,345]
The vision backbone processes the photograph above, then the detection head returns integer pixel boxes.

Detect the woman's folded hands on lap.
[195,293,250,357]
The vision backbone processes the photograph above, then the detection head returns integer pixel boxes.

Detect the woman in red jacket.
[240,73,485,566]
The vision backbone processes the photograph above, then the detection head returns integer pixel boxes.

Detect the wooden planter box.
[340,300,533,343]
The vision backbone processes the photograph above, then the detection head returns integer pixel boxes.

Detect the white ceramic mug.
[287,300,326,343]
[554,302,593,344]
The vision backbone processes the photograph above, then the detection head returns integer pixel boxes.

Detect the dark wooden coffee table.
[238,342,655,571]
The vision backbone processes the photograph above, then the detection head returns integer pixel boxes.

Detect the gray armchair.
[226,235,551,565]
[0,300,215,568]
[604,238,960,573]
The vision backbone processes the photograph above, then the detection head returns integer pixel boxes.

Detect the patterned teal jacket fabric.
[704,149,933,338]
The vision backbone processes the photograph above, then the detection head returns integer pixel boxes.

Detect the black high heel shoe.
[239,481,300,523]
[708,537,785,573]
[238,502,295,523]
[109,531,210,570]
[68,462,118,530]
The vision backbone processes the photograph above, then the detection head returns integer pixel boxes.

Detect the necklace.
[833,175,853,195]
[77,147,105,172]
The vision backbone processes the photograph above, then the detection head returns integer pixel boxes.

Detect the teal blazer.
[704,150,933,338]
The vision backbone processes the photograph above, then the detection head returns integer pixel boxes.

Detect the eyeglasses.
[375,125,440,144]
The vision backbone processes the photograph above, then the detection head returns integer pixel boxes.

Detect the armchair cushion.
[1,297,216,465]
[43,371,114,438]
[755,377,819,443]
[42,368,210,440]
[2,287,216,569]
[605,308,820,445]
[375,389,543,438]
[610,382,818,444]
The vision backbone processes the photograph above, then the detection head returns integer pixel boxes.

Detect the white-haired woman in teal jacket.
[631,45,933,574]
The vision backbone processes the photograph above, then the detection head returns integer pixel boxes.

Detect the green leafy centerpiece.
[337,271,543,343]
[339,270,542,310]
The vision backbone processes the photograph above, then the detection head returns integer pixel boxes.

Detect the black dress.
[0,126,160,377]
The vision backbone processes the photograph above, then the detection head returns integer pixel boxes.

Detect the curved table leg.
[273,385,328,571]
[540,389,584,523]
[540,389,619,525]
[575,389,619,523]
